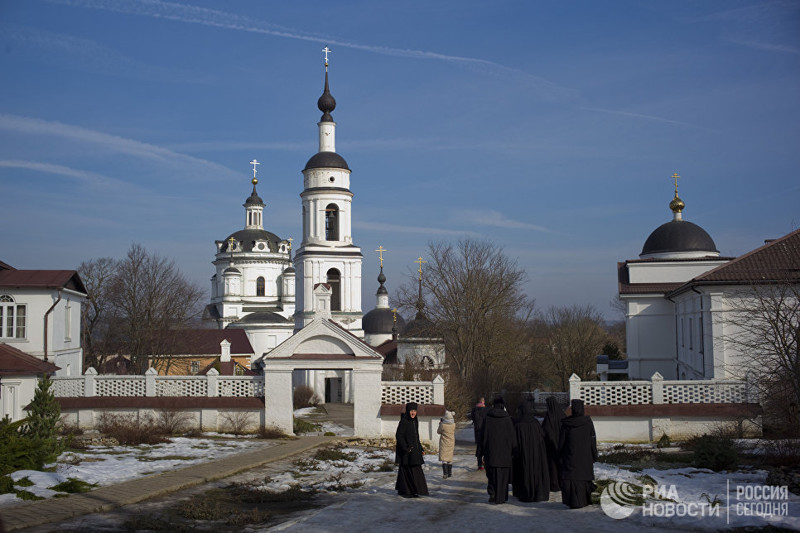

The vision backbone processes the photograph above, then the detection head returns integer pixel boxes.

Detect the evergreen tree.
[22,374,63,468]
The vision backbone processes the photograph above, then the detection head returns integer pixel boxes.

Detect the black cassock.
[482,405,516,504]
[541,396,566,491]
[512,400,550,502]
[395,408,429,497]
[558,400,598,509]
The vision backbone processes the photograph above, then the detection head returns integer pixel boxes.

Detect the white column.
[353,367,382,437]
[264,368,294,435]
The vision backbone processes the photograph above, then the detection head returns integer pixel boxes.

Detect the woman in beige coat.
[437,410,456,478]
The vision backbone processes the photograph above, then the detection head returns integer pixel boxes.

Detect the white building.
[619,182,799,381]
[0,260,87,377]
[0,343,59,422]
[204,169,295,359]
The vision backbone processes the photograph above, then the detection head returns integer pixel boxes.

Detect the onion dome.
[318,70,336,122]
[244,177,263,206]
[364,308,406,336]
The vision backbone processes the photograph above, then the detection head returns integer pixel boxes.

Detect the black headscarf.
[569,399,585,417]
[542,397,565,448]
[405,402,418,413]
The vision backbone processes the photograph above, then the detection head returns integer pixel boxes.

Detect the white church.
[203,55,446,404]
[618,175,799,381]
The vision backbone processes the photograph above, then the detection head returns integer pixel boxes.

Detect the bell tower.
[294,47,363,336]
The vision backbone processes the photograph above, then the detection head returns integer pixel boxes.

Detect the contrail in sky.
[48,0,580,102]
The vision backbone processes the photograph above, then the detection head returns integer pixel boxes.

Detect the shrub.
[97,413,169,445]
[657,433,671,449]
[293,385,318,408]
[50,478,97,493]
[0,416,35,475]
[257,425,290,440]
[692,435,739,471]
[293,418,321,434]
[220,411,253,435]
[155,408,193,435]
[314,447,357,462]
[0,475,13,494]
[22,375,64,468]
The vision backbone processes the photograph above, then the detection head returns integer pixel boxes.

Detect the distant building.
[147,329,255,376]
[0,260,87,376]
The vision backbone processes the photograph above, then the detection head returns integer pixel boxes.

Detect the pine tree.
[22,374,63,468]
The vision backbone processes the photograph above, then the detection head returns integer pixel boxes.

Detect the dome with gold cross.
[640,174,718,259]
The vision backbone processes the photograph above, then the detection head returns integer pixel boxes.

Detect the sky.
[1,0,798,320]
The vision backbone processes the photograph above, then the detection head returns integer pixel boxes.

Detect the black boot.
[442,463,448,479]
[446,463,453,478]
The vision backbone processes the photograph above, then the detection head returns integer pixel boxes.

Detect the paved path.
[0,435,335,532]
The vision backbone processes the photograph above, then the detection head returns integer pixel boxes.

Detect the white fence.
[381,375,445,406]
[569,372,757,406]
[52,367,265,398]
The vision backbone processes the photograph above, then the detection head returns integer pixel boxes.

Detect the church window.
[65,303,71,341]
[190,361,199,375]
[0,296,26,339]
[325,204,339,241]
[698,316,704,354]
[256,276,266,296]
[326,268,341,311]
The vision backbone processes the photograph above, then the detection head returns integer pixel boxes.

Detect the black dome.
[222,228,283,253]
[363,308,407,335]
[304,151,350,171]
[244,191,263,205]
[641,220,718,257]
[402,315,437,338]
[236,311,292,324]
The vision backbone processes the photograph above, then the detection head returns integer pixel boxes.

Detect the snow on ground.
[0,434,275,508]
[2,420,798,531]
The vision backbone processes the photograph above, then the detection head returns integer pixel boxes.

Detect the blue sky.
[1,0,798,320]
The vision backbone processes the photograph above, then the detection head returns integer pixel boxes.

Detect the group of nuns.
[480,396,598,507]
[394,398,598,508]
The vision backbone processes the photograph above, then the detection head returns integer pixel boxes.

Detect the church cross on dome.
[376,245,387,267]
[672,172,680,195]
[415,256,426,281]
[322,46,331,69]
[250,159,260,182]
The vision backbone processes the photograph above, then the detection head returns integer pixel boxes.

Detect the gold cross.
[672,172,680,195]
[322,45,331,67]
[228,236,236,250]
[415,256,426,281]
[376,245,387,267]
[288,237,293,251]
[392,308,397,323]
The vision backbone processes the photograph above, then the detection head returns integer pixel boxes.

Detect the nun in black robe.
[512,399,550,502]
[395,402,429,497]
[542,396,566,491]
[481,397,516,504]
[558,399,598,509]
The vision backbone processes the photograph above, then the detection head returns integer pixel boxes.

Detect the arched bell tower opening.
[325,204,339,241]
[326,268,341,311]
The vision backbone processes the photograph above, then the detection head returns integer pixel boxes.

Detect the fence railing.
[568,372,757,406]
[52,367,265,398]
[381,376,445,406]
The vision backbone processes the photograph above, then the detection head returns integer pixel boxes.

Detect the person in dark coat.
[395,402,429,497]
[542,396,566,491]
[558,399,598,509]
[469,397,488,470]
[512,398,550,502]
[481,397,517,504]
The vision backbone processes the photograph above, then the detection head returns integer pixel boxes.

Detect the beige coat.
[437,420,456,462]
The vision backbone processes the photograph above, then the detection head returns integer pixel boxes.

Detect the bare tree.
[78,257,118,370]
[397,239,534,397]
[722,281,800,433]
[532,304,608,391]
[83,244,204,374]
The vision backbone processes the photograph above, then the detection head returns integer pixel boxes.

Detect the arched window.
[326,268,341,311]
[0,295,26,339]
[325,204,339,241]
[256,276,266,296]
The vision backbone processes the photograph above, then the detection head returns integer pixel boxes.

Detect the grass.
[598,448,694,471]
[14,489,44,501]
[313,447,357,462]
[293,418,322,434]
[50,478,97,493]
[15,477,34,487]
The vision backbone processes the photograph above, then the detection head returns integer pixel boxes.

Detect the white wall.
[0,376,38,422]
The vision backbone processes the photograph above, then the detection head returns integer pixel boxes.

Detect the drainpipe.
[43,289,62,362]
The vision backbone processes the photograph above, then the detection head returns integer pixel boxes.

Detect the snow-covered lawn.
[1,421,798,531]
